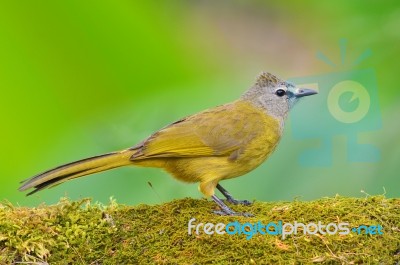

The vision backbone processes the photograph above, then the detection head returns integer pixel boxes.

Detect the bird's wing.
[130,101,267,160]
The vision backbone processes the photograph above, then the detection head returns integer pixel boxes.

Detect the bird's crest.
[254,72,282,87]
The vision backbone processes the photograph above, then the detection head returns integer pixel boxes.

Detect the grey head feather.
[241,72,291,129]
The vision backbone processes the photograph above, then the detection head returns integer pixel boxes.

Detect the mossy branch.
[0,196,399,264]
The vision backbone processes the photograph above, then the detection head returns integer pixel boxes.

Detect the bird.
[19,72,317,216]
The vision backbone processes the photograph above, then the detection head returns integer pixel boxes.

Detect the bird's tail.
[19,150,135,195]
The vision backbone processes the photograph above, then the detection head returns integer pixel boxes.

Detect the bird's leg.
[211,195,236,215]
[216,184,252,206]
[211,195,253,217]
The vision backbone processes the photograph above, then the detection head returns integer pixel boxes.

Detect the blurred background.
[0,1,398,207]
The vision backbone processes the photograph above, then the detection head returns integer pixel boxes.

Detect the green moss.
[0,196,399,264]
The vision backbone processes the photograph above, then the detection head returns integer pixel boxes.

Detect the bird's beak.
[293,88,318,98]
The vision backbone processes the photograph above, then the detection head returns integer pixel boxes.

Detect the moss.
[0,196,399,264]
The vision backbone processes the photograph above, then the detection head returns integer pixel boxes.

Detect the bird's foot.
[216,184,252,206]
[225,197,252,206]
[211,194,254,217]
[213,209,254,217]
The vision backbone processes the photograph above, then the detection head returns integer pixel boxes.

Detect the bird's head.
[241,72,318,122]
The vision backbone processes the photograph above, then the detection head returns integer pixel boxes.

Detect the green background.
[0,1,398,207]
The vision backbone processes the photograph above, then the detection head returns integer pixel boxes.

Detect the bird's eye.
[275,89,286,97]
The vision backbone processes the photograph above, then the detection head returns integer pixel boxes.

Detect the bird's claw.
[211,194,254,217]
[213,210,254,217]
[226,198,252,206]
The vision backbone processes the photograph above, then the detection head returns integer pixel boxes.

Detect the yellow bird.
[19,72,317,216]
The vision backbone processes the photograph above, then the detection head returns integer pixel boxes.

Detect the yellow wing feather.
[130,101,267,160]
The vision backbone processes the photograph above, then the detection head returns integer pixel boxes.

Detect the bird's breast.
[225,115,282,179]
